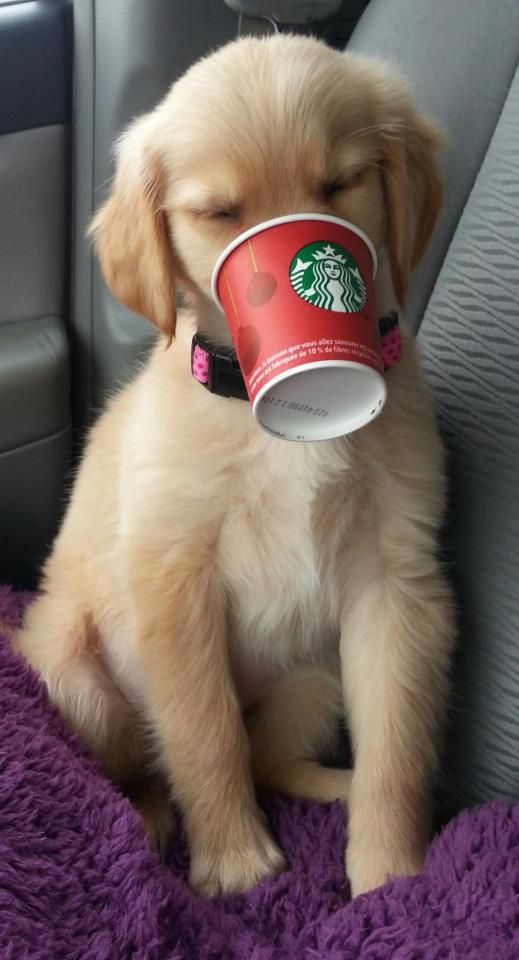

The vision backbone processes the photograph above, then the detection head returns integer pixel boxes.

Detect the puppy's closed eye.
[188,204,241,224]
[207,207,240,223]
[174,182,241,225]
[321,166,369,200]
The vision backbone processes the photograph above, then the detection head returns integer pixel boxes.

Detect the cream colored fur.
[15,35,455,898]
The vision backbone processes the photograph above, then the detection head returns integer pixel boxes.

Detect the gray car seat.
[350,0,519,814]
[0,0,71,589]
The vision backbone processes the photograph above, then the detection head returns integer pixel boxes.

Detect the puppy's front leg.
[125,544,285,896]
[340,554,454,898]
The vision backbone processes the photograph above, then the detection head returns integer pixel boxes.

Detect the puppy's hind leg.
[247,665,352,805]
[15,594,139,776]
[14,593,174,852]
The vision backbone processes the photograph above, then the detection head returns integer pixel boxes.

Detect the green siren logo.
[289,241,367,313]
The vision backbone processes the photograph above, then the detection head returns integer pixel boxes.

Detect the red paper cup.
[211,214,385,441]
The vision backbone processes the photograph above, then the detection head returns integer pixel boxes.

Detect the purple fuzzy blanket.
[1,586,518,959]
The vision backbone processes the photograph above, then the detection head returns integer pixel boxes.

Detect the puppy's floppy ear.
[382,111,443,307]
[89,114,176,341]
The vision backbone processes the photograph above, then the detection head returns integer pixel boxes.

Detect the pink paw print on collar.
[192,343,210,385]
[380,321,401,370]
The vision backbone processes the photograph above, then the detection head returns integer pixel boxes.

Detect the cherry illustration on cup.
[247,271,277,306]
[237,325,261,375]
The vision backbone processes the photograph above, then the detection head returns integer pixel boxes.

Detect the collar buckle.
[192,334,249,401]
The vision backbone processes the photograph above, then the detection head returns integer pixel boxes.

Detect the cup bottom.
[252,361,387,442]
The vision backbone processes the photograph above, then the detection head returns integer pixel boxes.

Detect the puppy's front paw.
[189,814,286,897]
[346,839,424,898]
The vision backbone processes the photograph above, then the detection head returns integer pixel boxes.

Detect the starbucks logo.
[289,242,366,313]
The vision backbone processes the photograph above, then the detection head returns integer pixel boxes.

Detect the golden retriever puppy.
[15,35,455,898]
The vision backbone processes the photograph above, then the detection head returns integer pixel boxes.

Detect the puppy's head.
[91,36,443,341]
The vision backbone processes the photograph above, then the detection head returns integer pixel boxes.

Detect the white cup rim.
[210,213,378,309]
[252,360,387,441]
